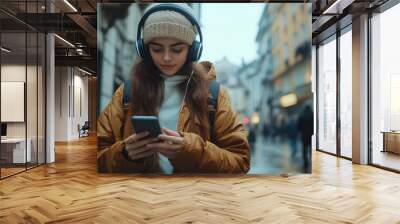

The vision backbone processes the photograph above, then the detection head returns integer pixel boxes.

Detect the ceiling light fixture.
[54,34,75,48]
[1,47,11,53]
[78,67,92,76]
[322,0,354,15]
[76,48,85,55]
[63,0,78,12]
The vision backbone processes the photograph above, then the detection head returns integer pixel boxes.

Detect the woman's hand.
[146,127,185,159]
[123,132,159,160]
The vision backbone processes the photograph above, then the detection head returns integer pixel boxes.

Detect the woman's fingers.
[127,145,153,156]
[147,142,173,150]
[124,132,149,144]
[146,138,184,159]
[125,137,159,151]
[147,142,182,152]
[157,134,184,144]
[128,148,155,160]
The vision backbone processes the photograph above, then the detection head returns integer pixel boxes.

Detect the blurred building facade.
[236,60,262,125]
[225,67,247,116]
[214,57,247,116]
[256,4,312,129]
[214,56,239,84]
[256,5,274,128]
[214,57,263,124]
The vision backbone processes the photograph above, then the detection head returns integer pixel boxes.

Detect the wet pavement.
[248,134,307,174]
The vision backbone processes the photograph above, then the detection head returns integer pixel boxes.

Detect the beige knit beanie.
[142,3,198,46]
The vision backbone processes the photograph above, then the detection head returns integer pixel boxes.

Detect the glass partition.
[371,3,400,171]
[339,28,352,158]
[0,1,46,179]
[317,36,337,154]
[1,31,28,177]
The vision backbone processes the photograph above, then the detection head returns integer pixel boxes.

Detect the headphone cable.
[177,69,194,130]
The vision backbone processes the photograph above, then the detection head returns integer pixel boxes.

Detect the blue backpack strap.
[208,80,220,144]
[123,80,132,109]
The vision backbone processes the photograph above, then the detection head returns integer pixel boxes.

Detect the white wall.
[54,67,89,141]
[55,67,68,141]
[72,72,89,138]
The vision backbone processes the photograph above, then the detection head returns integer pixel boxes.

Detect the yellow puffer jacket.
[97,61,251,173]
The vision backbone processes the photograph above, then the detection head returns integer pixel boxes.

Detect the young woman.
[97,3,250,174]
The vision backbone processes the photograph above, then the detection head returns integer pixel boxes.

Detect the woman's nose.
[163,50,172,61]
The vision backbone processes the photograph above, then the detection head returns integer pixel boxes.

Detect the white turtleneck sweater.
[158,74,187,174]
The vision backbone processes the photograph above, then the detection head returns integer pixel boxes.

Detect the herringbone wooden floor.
[1,136,400,224]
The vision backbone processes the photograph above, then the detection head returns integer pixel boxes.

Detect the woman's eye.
[151,48,162,53]
[172,48,183,53]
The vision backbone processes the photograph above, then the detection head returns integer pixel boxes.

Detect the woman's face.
[148,37,190,76]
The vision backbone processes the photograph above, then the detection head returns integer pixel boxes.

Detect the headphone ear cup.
[136,39,147,59]
[189,41,202,62]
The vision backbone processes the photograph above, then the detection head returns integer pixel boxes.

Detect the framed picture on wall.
[1,81,25,122]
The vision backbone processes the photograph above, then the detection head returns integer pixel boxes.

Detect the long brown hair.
[130,58,211,139]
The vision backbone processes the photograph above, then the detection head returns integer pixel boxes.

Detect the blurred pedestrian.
[286,116,298,161]
[297,105,314,173]
[271,117,277,142]
[248,124,257,155]
[262,120,269,139]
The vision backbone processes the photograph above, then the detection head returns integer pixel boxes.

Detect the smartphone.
[131,116,163,138]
